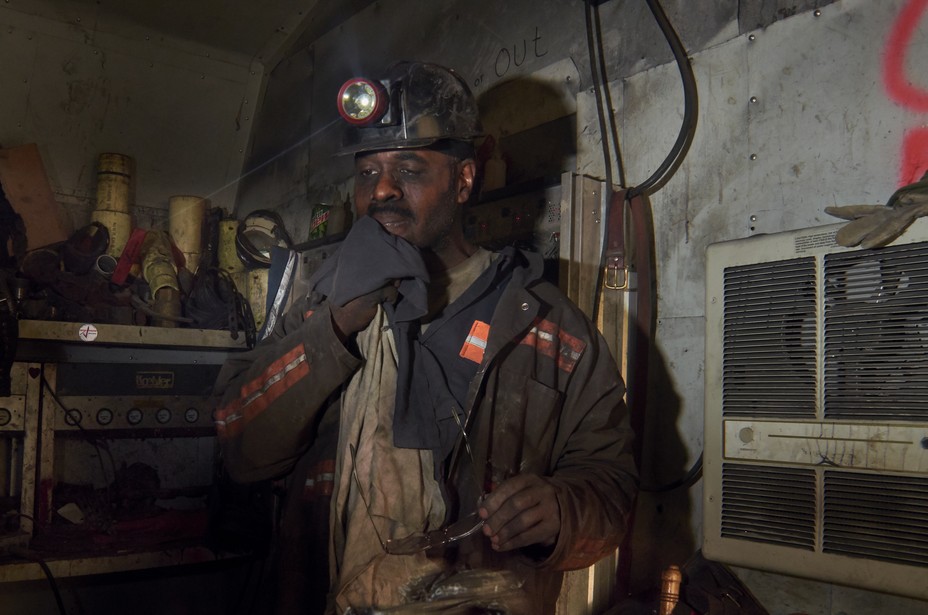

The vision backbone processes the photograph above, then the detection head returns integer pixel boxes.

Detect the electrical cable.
[585,0,616,191]
[627,0,704,493]
[627,0,699,198]
[9,547,67,615]
[585,0,623,326]
[640,452,703,493]
[589,2,628,189]
[41,376,118,509]
[584,0,704,492]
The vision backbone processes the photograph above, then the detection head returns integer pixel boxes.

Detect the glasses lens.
[384,511,484,555]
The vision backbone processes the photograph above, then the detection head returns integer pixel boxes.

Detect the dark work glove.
[308,215,429,320]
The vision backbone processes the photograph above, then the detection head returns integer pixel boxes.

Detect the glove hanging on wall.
[825,171,928,249]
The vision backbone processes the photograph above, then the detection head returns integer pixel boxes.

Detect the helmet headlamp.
[337,77,389,126]
[335,62,483,155]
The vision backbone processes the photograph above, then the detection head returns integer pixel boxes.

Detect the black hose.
[583,0,704,493]
[640,452,703,493]
[585,0,622,325]
[9,547,68,615]
[628,0,699,197]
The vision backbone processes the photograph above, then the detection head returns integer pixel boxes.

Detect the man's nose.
[372,173,402,202]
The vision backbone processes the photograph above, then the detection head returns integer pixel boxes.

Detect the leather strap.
[604,188,628,289]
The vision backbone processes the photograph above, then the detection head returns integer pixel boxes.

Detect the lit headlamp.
[337,77,389,125]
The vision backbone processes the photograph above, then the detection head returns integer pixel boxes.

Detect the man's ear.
[456,159,477,205]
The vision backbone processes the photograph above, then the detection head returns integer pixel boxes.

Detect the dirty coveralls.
[213,238,638,614]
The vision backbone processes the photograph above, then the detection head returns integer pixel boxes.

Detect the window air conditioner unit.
[704,218,928,600]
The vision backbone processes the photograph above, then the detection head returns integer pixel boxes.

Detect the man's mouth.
[368,205,414,231]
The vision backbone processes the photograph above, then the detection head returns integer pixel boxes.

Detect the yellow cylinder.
[95,153,132,214]
[91,209,133,258]
[218,218,245,274]
[141,230,180,295]
[168,195,206,274]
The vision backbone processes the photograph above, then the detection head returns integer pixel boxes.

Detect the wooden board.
[0,144,72,250]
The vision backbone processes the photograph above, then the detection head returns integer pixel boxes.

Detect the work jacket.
[213,248,639,614]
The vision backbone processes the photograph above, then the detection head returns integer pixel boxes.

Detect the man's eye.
[399,167,421,176]
[357,168,377,178]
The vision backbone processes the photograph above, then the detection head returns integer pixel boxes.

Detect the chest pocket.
[486,367,563,485]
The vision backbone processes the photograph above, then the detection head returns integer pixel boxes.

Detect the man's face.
[353,148,474,257]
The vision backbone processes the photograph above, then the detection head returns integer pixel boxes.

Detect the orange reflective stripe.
[518,318,587,374]
[215,343,309,439]
[302,458,336,500]
[555,327,585,374]
[459,320,490,364]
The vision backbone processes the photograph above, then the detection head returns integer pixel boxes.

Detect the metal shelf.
[17,320,248,350]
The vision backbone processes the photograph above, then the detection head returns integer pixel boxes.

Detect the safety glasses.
[348,411,486,555]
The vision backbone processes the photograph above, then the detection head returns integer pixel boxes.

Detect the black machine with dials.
[0,319,247,581]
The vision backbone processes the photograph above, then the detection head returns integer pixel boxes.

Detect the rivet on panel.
[748,34,756,41]
[814,9,822,17]
[521,302,529,311]
[750,96,758,104]
[750,215,757,222]
[750,154,757,161]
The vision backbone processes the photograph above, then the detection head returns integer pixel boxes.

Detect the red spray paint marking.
[884,0,928,185]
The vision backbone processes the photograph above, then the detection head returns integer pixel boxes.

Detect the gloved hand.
[330,282,399,340]
[826,172,928,249]
[308,215,429,325]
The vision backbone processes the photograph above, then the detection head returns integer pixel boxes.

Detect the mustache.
[368,203,415,221]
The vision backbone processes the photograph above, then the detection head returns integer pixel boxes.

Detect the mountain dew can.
[309,204,330,239]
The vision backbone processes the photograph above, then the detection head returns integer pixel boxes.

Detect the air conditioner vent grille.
[721,463,816,549]
[824,244,928,421]
[722,258,817,418]
[823,470,928,567]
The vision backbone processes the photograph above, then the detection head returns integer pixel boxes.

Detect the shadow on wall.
[475,75,577,191]
[629,336,696,599]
